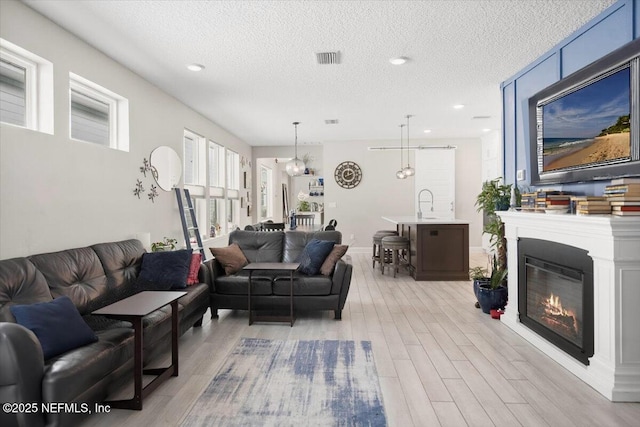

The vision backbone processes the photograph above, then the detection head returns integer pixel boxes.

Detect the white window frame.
[184,129,206,188]
[225,149,240,233]
[69,73,129,151]
[259,165,273,220]
[0,38,53,134]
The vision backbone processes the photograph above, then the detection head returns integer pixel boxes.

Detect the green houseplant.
[298,200,310,212]
[151,237,177,252]
[475,177,512,273]
[474,178,513,313]
[476,255,508,314]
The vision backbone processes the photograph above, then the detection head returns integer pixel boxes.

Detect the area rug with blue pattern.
[181,338,387,426]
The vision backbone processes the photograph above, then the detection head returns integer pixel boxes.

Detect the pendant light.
[396,124,406,179]
[402,114,415,177]
[285,121,305,176]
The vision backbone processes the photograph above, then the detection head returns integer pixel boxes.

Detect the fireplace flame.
[544,293,578,335]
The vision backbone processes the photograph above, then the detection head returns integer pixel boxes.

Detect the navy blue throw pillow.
[10,296,98,360]
[138,249,192,290]
[297,239,336,276]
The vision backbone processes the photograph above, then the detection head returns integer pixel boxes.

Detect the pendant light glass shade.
[402,114,415,177]
[286,121,305,176]
[396,123,406,179]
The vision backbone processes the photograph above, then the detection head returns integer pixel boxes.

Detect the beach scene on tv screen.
[542,67,631,172]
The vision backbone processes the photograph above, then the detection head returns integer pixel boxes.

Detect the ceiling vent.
[472,115,491,119]
[324,119,339,125]
[316,51,341,65]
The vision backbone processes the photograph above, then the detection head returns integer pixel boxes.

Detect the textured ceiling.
[23,0,618,146]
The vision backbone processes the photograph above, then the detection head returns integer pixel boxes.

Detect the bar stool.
[380,235,410,277]
[372,230,398,269]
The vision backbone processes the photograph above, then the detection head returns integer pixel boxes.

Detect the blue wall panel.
[561,3,632,76]
[513,55,558,187]
[501,0,639,192]
[502,82,516,183]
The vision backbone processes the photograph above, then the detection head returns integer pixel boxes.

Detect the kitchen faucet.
[417,188,434,219]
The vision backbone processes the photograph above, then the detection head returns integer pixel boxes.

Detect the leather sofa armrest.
[0,323,45,427]
[202,258,224,292]
[331,256,353,312]
[331,255,353,298]
[197,262,211,288]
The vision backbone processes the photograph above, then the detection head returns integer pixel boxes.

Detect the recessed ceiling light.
[186,63,205,72]
[453,104,465,109]
[423,129,432,133]
[389,56,408,65]
[482,128,491,132]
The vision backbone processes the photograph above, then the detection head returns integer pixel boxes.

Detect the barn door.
[414,148,456,219]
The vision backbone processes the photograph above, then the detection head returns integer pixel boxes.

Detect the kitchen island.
[382,216,469,281]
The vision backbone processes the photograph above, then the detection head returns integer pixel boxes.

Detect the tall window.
[208,141,225,237]
[184,130,205,186]
[226,149,240,233]
[0,38,53,134]
[184,133,243,239]
[69,73,129,151]
[259,165,272,220]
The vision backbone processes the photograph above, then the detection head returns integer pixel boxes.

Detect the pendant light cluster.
[285,121,305,176]
[396,114,415,179]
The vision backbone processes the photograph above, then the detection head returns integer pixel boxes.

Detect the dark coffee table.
[92,290,186,410]
[244,262,299,326]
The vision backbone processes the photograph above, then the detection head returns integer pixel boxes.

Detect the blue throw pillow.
[297,239,336,276]
[138,249,192,290]
[10,296,98,360]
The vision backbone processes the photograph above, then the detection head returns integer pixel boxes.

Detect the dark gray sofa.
[205,230,352,319]
[0,239,210,427]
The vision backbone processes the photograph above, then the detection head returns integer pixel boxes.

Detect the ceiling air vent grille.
[472,115,491,119]
[316,51,341,65]
[325,119,339,125]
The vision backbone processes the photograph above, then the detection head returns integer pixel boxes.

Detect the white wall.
[480,130,502,251]
[322,138,484,251]
[0,1,252,259]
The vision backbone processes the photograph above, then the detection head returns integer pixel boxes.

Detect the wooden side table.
[244,262,299,326]
[92,290,186,410]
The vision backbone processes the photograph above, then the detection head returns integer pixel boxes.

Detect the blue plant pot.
[473,278,489,301]
[477,284,508,315]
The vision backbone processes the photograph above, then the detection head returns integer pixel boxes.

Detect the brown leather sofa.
[0,239,210,427]
[206,230,352,319]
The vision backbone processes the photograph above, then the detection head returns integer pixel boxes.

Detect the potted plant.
[298,200,310,212]
[469,265,489,308]
[475,177,512,276]
[474,178,514,314]
[151,237,177,252]
[476,255,508,314]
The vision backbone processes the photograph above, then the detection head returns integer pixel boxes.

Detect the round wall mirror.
[150,146,181,191]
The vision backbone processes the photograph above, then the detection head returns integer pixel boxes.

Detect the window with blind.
[0,58,27,126]
[1,39,53,134]
[69,73,129,151]
[70,89,110,146]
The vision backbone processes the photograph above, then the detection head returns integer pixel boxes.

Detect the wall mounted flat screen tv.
[529,38,639,185]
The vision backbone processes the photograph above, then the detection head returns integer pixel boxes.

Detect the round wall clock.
[334,161,362,189]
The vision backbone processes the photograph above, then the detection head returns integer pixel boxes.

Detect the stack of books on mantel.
[603,178,640,216]
[520,192,537,211]
[536,191,572,213]
[572,196,611,215]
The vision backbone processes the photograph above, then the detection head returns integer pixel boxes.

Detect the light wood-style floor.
[81,252,640,426]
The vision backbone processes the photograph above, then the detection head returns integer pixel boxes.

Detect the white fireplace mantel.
[497,211,640,402]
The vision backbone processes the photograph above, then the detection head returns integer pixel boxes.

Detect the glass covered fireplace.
[518,238,594,365]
